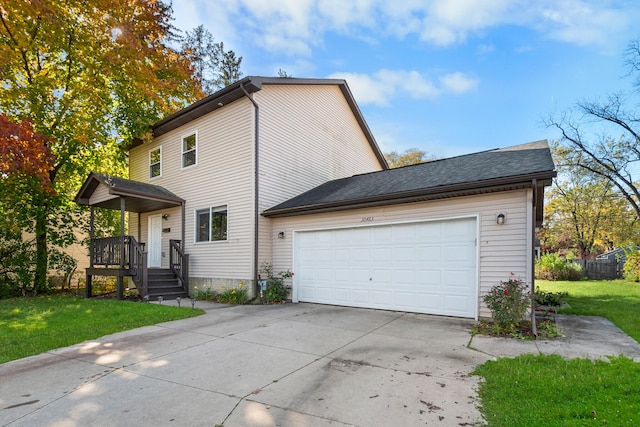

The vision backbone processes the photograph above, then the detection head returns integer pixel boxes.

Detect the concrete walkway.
[1,302,639,427]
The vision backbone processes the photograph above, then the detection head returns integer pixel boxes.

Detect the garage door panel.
[392,223,416,240]
[416,246,442,262]
[352,289,370,304]
[295,218,477,318]
[393,247,415,262]
[372,290,392,305]
[372,247,392,262]
[394,292,416,308]
[352,248,370,261]
[416,222,442,239]
[393,269,415,284]
[372,268,392,282]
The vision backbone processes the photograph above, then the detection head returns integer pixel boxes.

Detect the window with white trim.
[195,205,227,242]
[182,132,197,168]
[149,147,161,178]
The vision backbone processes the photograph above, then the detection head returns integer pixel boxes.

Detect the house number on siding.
[361,217,374,222]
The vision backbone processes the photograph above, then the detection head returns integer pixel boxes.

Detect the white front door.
[148,215,162,268]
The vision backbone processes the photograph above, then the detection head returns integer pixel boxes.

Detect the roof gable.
[127,76,388,169]
[75,172,183,212]
[263,140,556,217]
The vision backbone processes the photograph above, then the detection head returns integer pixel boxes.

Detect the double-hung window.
[182,132,197,168]
[149,147,161,178]
[196,205,228,242]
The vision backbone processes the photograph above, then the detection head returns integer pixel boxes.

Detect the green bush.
[534,290,568,306]
[260,262,293,303]
[483,276,530,328]
[193,285,216,301]
[216,284,248,304]
[193,284,248,304]
[0,229,77,298]
[535,252,583,281]
[623,250,640,282]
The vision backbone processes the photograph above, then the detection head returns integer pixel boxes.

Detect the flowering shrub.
[483,276,530,328]
[193,284,247,304]
[260,262,294,303]
[216,283,247,304]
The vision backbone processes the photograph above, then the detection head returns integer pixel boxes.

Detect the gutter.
[240,82,261,301]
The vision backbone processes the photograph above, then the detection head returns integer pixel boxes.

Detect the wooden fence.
[569,259,623,280]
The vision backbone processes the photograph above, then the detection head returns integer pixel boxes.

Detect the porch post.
[117,197,125,300]
[86,206,95,298]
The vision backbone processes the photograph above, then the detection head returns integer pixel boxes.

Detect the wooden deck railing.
[91,236,129,266]
[129,237,148,296]
[90,235,148,295]
[169,239,189,291]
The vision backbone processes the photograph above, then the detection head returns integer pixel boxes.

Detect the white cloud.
[328,70,478,106]
[328,72,393,106]
[538,1,632,49]
[172,0,639,56]
[439,72,479,94]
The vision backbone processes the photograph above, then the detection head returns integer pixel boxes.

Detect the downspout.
[181,201,185,246]
[240,82,260,300]
[531,179,538,337]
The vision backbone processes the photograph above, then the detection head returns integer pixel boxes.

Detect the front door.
[148,215,162,268]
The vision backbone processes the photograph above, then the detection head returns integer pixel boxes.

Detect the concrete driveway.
[2,302,640,426]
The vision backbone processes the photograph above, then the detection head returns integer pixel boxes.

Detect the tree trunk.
[33,206,48,293]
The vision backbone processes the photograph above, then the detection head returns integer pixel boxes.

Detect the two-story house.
[76,76,555,319]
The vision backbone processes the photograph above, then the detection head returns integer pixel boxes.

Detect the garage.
[294,217,478,318]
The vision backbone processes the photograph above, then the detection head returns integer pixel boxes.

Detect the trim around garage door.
[292,215,479,319]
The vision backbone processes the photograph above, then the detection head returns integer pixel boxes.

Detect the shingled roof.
[75,172,184,213]
[263,140,556,218]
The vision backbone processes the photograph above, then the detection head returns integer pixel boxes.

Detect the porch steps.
[146,269,188,301]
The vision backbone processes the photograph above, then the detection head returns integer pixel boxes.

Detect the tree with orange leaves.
[0,114,53,186]
[0,0,203,293]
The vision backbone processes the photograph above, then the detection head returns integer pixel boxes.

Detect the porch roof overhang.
[74,172,183,213]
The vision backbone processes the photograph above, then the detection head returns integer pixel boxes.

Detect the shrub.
[215,284,248,304]
[623,250,640,282]
[260,262,294,303]
[0,230,77,298]
[483,276,530,328]
[193,285,216,301]
[534,290,568,307]
[535,252,583,281]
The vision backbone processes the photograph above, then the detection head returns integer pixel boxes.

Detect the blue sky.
[170,0,640,158]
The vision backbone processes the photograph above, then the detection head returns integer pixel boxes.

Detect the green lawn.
[0,295,204,364]
[537,279,640,342]
[473,279,640,426]
[473,354,640,426]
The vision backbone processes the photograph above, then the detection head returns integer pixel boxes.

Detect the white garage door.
[294,217,478,318]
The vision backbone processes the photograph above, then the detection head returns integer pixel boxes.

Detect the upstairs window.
[196,205,228,242]
[149,147,161,178]
[182,132,197,168]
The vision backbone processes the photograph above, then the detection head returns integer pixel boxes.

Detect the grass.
[473,279,640,426]
[537,279,640,343]
[0,295,204,364]
[473,354,640,426]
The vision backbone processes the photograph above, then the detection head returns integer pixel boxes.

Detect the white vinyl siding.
[89,183,116,206]
[270,190,531,319]
[128,98,255,279]
[149,147,161,178]
[256,84,385,268]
